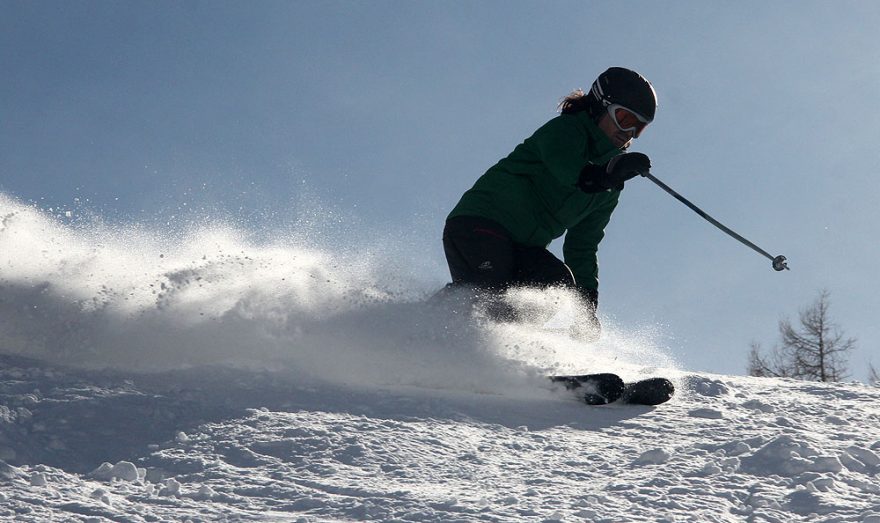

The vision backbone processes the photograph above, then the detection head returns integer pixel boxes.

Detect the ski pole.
[641,172,789,272]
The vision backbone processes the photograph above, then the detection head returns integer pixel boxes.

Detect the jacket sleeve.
[532,116,591,187]
[563,193,620,292]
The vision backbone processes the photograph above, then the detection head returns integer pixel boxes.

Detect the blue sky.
[2,1,879,377]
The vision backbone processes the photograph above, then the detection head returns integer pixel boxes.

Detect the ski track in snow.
[2,194,880,522]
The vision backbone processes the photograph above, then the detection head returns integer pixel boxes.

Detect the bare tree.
[748,341,791,378]
[748,290,855,382]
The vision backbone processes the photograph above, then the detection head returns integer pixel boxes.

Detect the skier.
[442,67,657,340]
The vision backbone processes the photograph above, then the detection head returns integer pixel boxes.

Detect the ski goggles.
[607,104,650,138]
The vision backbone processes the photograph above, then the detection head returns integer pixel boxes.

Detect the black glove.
[577,152,651,193]
[580,288,599,311]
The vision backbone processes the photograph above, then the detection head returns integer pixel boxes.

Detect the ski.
[550,373,675,406]
[550,373,624,405]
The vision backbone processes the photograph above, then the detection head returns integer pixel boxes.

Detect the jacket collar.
[576,111,621,164]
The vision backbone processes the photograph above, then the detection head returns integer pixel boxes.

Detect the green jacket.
[448,110,623,291]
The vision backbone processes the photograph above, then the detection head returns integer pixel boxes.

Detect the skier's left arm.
[563,193,621,303]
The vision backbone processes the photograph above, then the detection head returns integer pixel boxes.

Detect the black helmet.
[589,67,657,122]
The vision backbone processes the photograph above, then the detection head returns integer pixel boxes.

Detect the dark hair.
[558,89,589,114]
[558,89,603,119]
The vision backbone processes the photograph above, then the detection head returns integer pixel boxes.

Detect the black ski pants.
[442,216,576,292]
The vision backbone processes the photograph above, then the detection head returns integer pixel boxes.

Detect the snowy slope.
[2,195,880,522]
[3,358,880,522]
